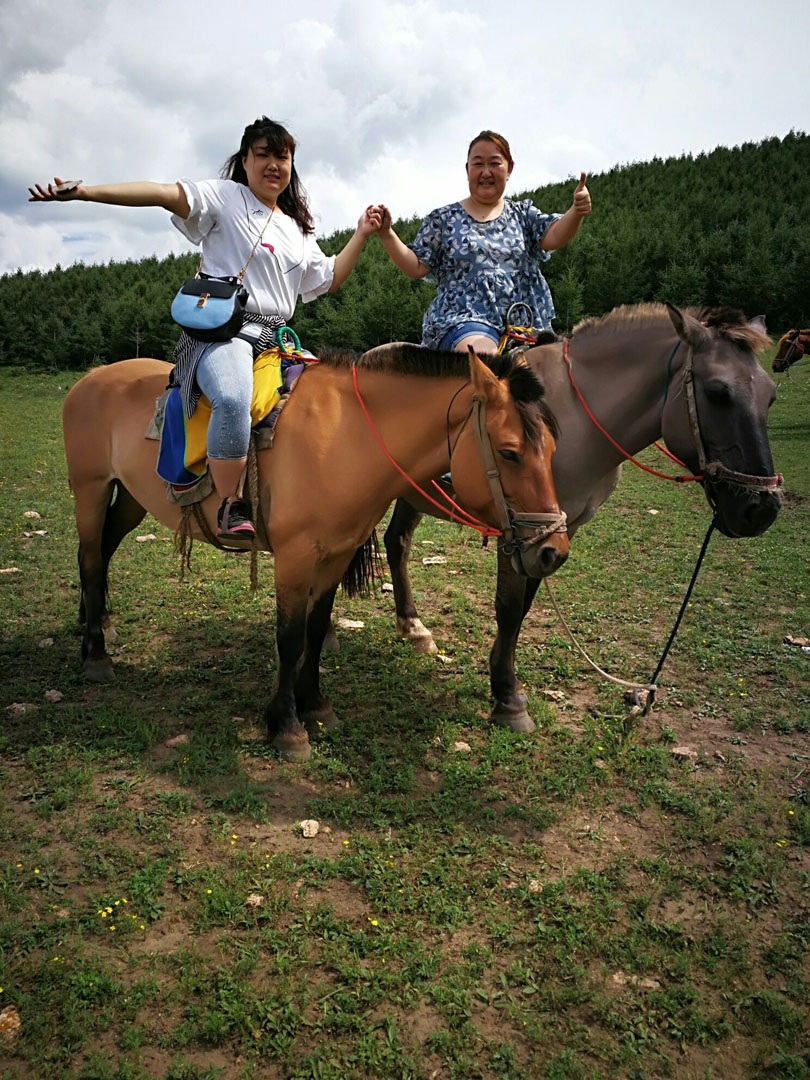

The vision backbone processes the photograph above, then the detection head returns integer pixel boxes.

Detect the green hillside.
[2,131,808,370]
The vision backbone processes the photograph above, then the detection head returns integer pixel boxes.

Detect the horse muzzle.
[500,510,569,577]
[709,485,782,538]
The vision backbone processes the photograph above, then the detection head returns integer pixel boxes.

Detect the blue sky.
[1,0,807,274]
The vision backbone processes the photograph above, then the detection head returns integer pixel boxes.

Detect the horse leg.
[384,498,438,655]
[296,585,341,735]
[264,584,314,763]
[73,479,116,682]
[76,479,147,682]
[97,481,147,642]
[489,549,542,733]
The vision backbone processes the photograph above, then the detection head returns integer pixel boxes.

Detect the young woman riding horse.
[30,116,380,544]
[62,345,568,761]
[374,129,591,355]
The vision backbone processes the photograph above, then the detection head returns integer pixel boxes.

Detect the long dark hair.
[222,117,315,235]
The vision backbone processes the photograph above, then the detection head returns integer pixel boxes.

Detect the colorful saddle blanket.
[156,347,311,487]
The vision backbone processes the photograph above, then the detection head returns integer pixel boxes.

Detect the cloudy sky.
[1,0,807,276]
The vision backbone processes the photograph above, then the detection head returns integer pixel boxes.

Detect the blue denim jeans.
[195,326,262,460]
[438,321,500,351]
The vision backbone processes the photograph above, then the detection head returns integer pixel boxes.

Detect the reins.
[350,364,567,562]
[563,339,703,483]
[350,365,501,539]
[542,519,716,713]
[563,337,783,495]
[542,332,781,716]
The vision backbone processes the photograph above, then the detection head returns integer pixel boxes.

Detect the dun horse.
[63,347,568,760]
[383,303,783,730]
[772,328,810,372]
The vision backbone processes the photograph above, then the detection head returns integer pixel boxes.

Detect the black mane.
[317,343,558,446]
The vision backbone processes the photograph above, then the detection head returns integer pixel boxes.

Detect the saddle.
[147,347,314,505]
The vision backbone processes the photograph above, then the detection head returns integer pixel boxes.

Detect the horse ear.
[665,302,711,350]
[748,315,767,334]
[467,347,499,397]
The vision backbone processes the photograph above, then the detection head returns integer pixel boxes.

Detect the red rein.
[351,365,502,538]
[562,339,703,484]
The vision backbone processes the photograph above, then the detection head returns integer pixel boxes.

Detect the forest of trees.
[1,131,808,371]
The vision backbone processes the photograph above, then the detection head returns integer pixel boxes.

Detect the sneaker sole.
[217,528,256,548]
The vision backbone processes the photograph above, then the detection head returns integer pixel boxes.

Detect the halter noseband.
[563,337,782,496]
[467,395,567,574]
[775,329,804,372]
[679,342,784,495]
[351,363,566,573]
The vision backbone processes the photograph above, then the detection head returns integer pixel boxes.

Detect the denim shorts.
[438,321,500,351]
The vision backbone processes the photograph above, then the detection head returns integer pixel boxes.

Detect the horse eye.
[704,380,733,404]
[500,449,520,463]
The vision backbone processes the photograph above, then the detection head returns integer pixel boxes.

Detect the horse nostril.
[540,544,567,574]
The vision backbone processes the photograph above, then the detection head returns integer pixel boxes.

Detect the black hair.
[222,117,315,234]
[467,130,514,167]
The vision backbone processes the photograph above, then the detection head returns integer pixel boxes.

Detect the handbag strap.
[195,205,276,282]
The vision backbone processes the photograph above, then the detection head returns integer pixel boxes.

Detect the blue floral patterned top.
[409,199,561,347]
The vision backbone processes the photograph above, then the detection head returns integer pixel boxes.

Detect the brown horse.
[63,346,568,760]
[773,328,810,372]
[383,303,783,730]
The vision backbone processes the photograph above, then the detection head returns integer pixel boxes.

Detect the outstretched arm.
[541,173,591,251]
[28,177,190,218]
[329,204,383,292]
[375,205,430,279]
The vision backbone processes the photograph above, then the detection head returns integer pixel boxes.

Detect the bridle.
[467,394,567,575]
[678,341,784,495]
[775,329,805,372]
[563,338,783,496]
[351,365,567,575]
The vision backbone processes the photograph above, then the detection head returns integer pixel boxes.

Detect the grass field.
[1,353,809,1080]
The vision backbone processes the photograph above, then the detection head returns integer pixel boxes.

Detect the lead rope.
[541,519,716,715]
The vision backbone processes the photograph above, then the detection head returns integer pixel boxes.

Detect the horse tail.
[341,530,381,597]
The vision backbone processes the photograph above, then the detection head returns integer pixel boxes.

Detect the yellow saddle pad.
[182,347,285,478]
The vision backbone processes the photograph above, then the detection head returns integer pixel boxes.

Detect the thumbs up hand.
[572,172,591,216]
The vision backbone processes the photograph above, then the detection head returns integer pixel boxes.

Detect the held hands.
[358,204,383,236]
[375,204,393,234]
[572,173,591,216]
[28,177,86,203]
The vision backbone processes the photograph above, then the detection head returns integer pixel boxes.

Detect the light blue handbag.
[170,276,248,342]
[170,206,275,342]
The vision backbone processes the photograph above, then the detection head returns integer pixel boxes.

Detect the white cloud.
[1,0,808,274]
[0,0,104,88]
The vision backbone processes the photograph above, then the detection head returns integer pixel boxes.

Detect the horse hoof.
[272,731,312,763]
[322,627,340,653]
[491,708,536,734]
[396,617,439,656]
[302,704,341,734]
[83,658,114,684]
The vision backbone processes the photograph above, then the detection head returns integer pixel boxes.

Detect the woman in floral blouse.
[376,130,591,353]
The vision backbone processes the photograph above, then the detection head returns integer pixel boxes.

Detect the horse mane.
[572,302,771,352]
[573,302,665,337]
[318,343,559,446]
[692,306,771,352]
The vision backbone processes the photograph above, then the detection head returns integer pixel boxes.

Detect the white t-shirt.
[171,178,335,318]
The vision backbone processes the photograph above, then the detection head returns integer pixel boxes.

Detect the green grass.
[0,356,809,1080]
